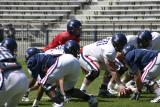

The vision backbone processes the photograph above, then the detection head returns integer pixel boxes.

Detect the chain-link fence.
[13,23,157,58]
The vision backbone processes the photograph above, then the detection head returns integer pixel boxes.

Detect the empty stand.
[0,0,89,24]
[70,0,160,36]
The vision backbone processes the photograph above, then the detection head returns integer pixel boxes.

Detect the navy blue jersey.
[27,53,59,79]
[125,49,158,74]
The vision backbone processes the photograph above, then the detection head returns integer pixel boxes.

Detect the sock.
[80,83,87,91]
[32,99,40,106]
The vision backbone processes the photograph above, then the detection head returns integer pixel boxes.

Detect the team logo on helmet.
[137,30,152,48]
[64,40,80,57]
[112,33,127,52]
[67,19,82,37]
[25,48,43,61]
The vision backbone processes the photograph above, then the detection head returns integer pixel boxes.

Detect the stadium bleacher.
[74,0,160,35]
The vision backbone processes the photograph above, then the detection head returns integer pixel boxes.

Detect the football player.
[21,48,43,104]
[79,33,128,96]
[23,40,78,106]
[122,44,160,103]
[26,40,98,107]
[43,19,81,51]
[0,38,28,107]
[99,30,160,97]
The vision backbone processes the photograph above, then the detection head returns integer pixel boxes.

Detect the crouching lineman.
[26,40,98,107]
[102,30,160,96]
[21,48,44,104]
[122,45,160,103]
[0,38,28,107]
[79,33,128,96]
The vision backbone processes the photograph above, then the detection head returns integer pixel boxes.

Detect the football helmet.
[111,33,127,52]
[122,44,135,56]
[64,40,80,57]
[137,30,152,48]
[1,37,17,54]
[67,19,82,37]
[25,47,42,61]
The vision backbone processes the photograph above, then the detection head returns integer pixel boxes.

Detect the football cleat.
[88,95,98,107]
[150,96,160,103]
[98,85,114,98]
[52,102,64,107]
[21,96,30,102]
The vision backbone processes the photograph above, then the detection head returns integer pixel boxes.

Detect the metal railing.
[6,22,159,58]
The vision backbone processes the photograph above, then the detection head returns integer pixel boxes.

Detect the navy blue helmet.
[122,44,135,56]
[1,38,17,54]
[112,33,127,52]
[64,40,80,57]
[137,30,152,48]
[67,19,82,37]
[25,47,43,61]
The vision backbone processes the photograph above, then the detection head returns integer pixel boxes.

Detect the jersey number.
[0,51,13,60]
[96,38,110,46]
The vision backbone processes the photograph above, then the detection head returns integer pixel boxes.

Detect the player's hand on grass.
[118,84,127,96]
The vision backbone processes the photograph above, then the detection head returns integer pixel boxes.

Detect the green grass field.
[18,59,160,107]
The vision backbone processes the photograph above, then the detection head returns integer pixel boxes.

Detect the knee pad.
[86,70,100,81]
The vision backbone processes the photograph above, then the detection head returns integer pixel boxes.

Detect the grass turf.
[18,59,160,107]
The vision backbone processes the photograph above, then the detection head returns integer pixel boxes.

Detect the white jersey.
[0,46,28,107]
[45,45,64,55]
[82,37,116,62]
[41,54,80,91]
[126,32,160,50]
[32,45,65,81]
[150,32,160,50]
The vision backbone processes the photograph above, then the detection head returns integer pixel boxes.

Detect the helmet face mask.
[64,40,80,57]
[112,33,127,52]
[137,30,152,48]
[67,19,82,37]
[25,48,42,62]
[138,39,151,48]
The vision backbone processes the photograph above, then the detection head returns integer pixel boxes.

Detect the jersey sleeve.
[43,34,62,51]
[125,53,139,75]
[103,45,116,62]
[27,57,39,79]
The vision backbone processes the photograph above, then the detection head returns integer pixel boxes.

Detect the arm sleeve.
[31,70,38,80]
[128,63,139,76]
[103,48,116,62]
[43,34,62,51]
